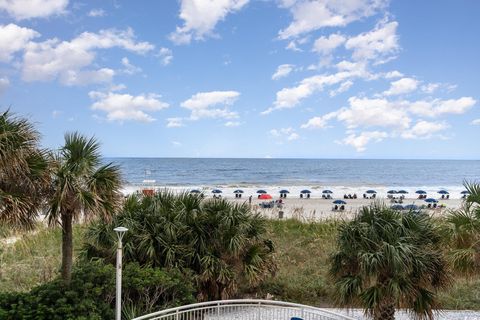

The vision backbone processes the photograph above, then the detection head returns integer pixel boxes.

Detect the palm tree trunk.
[61,212,73,283]
[375,299,395,320]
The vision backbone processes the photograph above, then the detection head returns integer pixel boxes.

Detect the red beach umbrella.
[259,194,272,200]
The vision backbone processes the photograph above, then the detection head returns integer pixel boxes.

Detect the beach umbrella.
[390,204,404,210]
[212,189,222,194]
[300,189,311,194]
[387,190,397,194]
[437,190,449,195]
[365,190,377,194]
[460,190,470,195]
[424,198,438,203]
[404,204,419,211]
[397,190,408,194]
[259,194,272,200]
[322,190,333,194]
[279,189,290,194]
[333,200,347,204]
[415,190,427,194]
[233,189,244,194]
[189,189,201,194]
[256,189,267,194]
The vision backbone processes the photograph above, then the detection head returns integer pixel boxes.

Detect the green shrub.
[0,260,195,319]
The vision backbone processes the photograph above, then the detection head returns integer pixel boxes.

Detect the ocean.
[108,158,480,199]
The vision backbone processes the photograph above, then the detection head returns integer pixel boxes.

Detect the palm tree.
[83,191,276,300]
[48,132,122,282]
[329,204,449,320]
[443,181,480,275]
[0,110,51,230]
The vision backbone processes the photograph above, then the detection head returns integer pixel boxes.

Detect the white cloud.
[337,97,411,130]
[264,67,369,114]
[301,112,337,129]
[224,121,240,127]
[471,119,480,126]
[401,120,449,139]
[383,77,418,96]
[181,90,240,120]
[345,20,399,61]
[0,23,39,62]
[272,64,295,80]
[0,76,9,95]
[0,0,68,20]
[21,28,154,85]
[409,97,476,117]
[270,127,299,141]
[121,57,142,75]
[89,90,169,122]
[341,130,388,152]
[88,8,105,17]
[171,141,182,147]
[169,0,249,44]
[312,33,345,55]
[278,0,387,39]
[157,47,173,65]
[329,80,353,96]
[421,83,440,94]
[383,70,403,79]
[166,117,184,128]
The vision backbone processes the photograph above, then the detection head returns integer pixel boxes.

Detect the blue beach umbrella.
[390,204,404,210]
[233,189,244,194]
[424,198,438,203]
[322,190,333,194]
[365,190,377,194]
[190,189,201,193]
[404,204,419,211]
[415,190,427,194]
[333,200,347,204]
[300,189,311,194]
[212,189,222,194]
[460,190,470,195]
[397,190,408,194]
[437,190,449,195]
[279,189,290,194]
[256,190,267,194]
[387,190,397,194]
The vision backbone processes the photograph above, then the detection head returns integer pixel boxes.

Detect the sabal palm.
[330,204,449,320]
[0,110,51,229]
[48,132,122,282]
[443,182,480,274]
[83,191,275,300]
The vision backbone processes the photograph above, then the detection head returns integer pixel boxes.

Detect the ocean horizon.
[107,158,480,198]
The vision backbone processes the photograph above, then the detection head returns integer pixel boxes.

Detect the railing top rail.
[132,299,357,320]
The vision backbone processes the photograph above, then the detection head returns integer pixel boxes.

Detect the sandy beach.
[231,196,464,221]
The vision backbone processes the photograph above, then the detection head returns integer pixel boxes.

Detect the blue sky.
[0,0,479,159]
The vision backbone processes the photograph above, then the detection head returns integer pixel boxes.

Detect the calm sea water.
[108,158,480,188]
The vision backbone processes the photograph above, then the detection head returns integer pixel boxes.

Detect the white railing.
[132,299,357,320]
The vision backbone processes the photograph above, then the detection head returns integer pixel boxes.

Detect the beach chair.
[307,193,310,199]
[333,205,338,211]
[340,205,345,211]
[446,194,450,200]
[427,203,432,209]
[322,194,326,199]
[433,203,437,208]
[372,194,376,199]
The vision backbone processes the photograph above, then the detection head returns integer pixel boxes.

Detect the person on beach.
[249,195,252,205]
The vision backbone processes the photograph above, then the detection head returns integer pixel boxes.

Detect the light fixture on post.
[114,226,128,320]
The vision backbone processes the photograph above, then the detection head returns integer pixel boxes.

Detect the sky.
[0,0,479,159]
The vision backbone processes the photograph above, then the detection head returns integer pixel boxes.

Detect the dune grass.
[0,219,478,310]
[0,225,84,292]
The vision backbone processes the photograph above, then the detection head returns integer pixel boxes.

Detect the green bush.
[0,260,195,319]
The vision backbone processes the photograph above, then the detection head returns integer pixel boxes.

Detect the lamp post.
[114,227,128,320]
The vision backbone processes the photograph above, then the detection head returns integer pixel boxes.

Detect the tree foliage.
[329,204,449,320]
[47,132,122,282]
[83,191,276,300]
[0,260,195,320]
[0,110,51,230]
[443,181,480,275]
